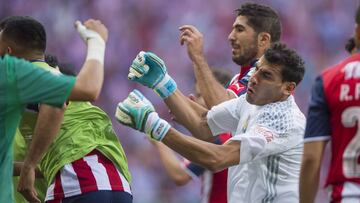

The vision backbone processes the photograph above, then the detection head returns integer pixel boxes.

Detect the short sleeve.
[9,56,76,108]
[304,76,331,142]
[207,96,244,136]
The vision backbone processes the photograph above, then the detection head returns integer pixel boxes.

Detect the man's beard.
[232,42,258,66]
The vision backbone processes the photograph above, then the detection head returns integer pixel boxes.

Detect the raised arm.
[179,25,236,108]
[69,19,108,101]
[127,51,214,140]
[115,90,240,172]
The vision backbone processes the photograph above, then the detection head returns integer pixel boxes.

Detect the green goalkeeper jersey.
[13,61,131,187]
[13,61,62,203]
[40,101,131,186]
[0,55,76,203]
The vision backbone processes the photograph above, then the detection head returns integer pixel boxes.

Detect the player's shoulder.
[322,53,360,79]
[257,96,304,134]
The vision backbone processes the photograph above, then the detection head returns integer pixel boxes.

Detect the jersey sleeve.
[207,96,244,136]
[9,56,76,108]
[304,76,331,142]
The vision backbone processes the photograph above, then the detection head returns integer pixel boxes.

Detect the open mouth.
[247,87,254,94]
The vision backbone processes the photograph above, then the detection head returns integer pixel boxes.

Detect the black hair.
[44,54,58,68]
[356,5,360,24]
[0,16,46,53]
[236,3,281,42]
[264,42,305,85]
[345,37,356,54]
[45,53,77,76]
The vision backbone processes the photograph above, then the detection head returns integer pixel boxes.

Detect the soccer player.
[116,42,306,202]
[299,6,360,203]
[0,16,132,203]
[0,18,107,203]
[150,68,232,203]
[171,3,282,141]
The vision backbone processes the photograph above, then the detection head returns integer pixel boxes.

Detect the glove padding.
[128,51,177,98]
[115,89,171,141]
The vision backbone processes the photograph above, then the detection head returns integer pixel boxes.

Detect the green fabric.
[0,55,75,203]
[13,130,47,203]
[40,101,131,185]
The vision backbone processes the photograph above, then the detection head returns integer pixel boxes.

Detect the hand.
[115,89,171,141]
[179,25,204,61]
[17,165,40,203]
[128,51,177,98]
[75,19,108,43]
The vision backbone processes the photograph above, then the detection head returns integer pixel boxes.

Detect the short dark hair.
[356,5,360,24]
[0,16,46,53]
[45,54,59,68]
[264,42,305,85]
[345,37,355,54]
[236,3,281,42]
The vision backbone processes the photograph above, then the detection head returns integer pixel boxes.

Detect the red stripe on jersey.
[72,156,98,192]
[53,172,64,200]
[96,152,124,190]
[330,184,344,203]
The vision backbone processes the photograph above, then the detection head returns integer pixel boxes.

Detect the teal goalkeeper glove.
[115,89,171,141]
[128,51,177,98]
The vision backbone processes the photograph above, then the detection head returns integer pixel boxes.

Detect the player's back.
[321,53,360,197]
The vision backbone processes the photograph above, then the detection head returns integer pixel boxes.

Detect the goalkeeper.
[0,17,107,203]
[117,43,306,202]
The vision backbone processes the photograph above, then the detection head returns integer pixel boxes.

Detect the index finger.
[178,25,201,34]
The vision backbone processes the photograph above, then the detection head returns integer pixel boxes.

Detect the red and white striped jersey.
[305,53,360,201]
[45,150,131,202]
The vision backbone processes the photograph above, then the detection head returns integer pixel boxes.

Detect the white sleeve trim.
[304,136,331,143]
[181,164,198,180]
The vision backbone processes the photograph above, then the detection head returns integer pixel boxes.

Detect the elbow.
[204,157,225,173]
[172,176,190,186]
[82,88,100,101]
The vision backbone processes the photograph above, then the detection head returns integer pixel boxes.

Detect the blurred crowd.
[1,0,357,202]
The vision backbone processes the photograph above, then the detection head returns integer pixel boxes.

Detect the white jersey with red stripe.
[45,150,131,202]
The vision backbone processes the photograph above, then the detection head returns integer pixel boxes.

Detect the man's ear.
[257,32,271,48]
[283,82,296,96]
[7,46,12,54]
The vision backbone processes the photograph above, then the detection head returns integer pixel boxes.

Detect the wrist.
[154,74,177,99]
[145,112,171,141]
[86,36,106,65]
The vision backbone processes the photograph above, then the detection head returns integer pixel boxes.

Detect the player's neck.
[21,53,45,62]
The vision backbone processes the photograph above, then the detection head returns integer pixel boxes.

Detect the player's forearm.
[162,128,234,172]
[71,59,103,101]
[22,104,64,169]
[164,90,213,140]
[299,158,321,203]
[154,142,191,185]
[191,56,235,108]
[70,33,106,101]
